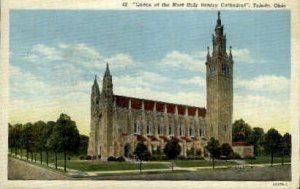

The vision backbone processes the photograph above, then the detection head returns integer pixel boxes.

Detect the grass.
[57,160,169,172]
[245,156,291,164]
[173,160,237,167]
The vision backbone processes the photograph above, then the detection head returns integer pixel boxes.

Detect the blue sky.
[9,10,291,135]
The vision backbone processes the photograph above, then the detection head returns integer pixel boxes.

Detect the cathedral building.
[88,12,234,160]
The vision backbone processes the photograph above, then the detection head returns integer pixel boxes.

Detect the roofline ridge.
[114,94,206,110]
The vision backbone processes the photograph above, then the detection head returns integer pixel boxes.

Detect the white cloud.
[160,50,206,73]
[179,76,205,86]
[24,44,62,63]
[236,75,290,93]
[232,48,266,64]
[105,53,137,69]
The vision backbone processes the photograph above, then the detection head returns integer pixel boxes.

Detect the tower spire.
[229,46,233,59]
[217,11,221,26]
[206,46,210,60]
[105,63,111,76]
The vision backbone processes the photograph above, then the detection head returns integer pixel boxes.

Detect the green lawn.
[57,160,169,172]
[173,160,237,167]
[245,156,291,164]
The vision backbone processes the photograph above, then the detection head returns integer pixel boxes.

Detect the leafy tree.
[264,128,282,166]
[33,121,48,164]
[22,122,34,161]
[280,133,291,165]
[45,121,55,166]
[163,138,181,160]
[232,119,252,142]
[8,124,13,154]
[54,114,80,172]
[163,138,181,171]
[47,124,62,169]
[134,142,151,172]
[11,124,22,156]
[220,143,233,160]
[248,127,265,156]
[78,135,89,155]
[205,137,221,169]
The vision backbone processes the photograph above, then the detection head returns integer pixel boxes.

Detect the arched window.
[134,120,140,134]
[179,125,184,136]
[147,120,152,135]
[189,124,194,137]
[199,128,202,137]
[169,125,174,136]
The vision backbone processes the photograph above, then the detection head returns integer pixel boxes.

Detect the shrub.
[243,155,255,160]
[86,155,92,160]
[229,152,241,159]
[149,156,157,161]
[107,156,117,161]
[177,155,187,160]
[79,156,85,160]
[117,156,125,162]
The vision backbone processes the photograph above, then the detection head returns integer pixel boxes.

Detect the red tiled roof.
[114,95,206,117]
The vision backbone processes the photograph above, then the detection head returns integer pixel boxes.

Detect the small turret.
[92,75,100,96]
[229,46,233,60]
[102,63,113,98]
[206,46,210,60]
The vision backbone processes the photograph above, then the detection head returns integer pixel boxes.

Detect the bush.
[107,156,117,161]
[194,156,204,160]
[117,156,125,162]
[243,155,255,160]
[228,152,241,159]
[86,155,92,160]
[177,155,187,160]
[79,155,85,160]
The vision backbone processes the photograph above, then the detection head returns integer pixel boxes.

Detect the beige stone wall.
[108,106,208,158]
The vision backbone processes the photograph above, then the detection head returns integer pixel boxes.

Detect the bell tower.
[206,11,233,145]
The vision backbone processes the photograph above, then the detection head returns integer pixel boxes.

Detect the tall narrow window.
[147,120,152,135]
[199,128,202,137]
[179,125,184,136]
[179,126,182,136]
[169,125,174,136]
[134,120,140,134]
[189,124,194,137]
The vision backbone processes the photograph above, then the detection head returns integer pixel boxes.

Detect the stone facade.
[87,12,234,160]
[206,11,233,146]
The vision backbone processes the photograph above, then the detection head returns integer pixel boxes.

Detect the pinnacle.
[104,63,111,76]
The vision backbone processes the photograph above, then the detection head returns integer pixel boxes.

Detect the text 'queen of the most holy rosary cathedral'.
[88,12,234,160]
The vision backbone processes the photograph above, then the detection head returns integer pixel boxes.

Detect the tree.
[163,138,181,171]
[33,121,48,164]
[55,114,80,172]
[280,133,291,165]
[134,142,151,173]
[163,138,181,160]
[248,127,265,156]
[264,128,282,166]
[206,137,221,169]
[220,143,233,160]
[22,122,34,161]
[232,119,252,142]
[78,135,89,155]
[45,121,55,166]
[8,124,13,154]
